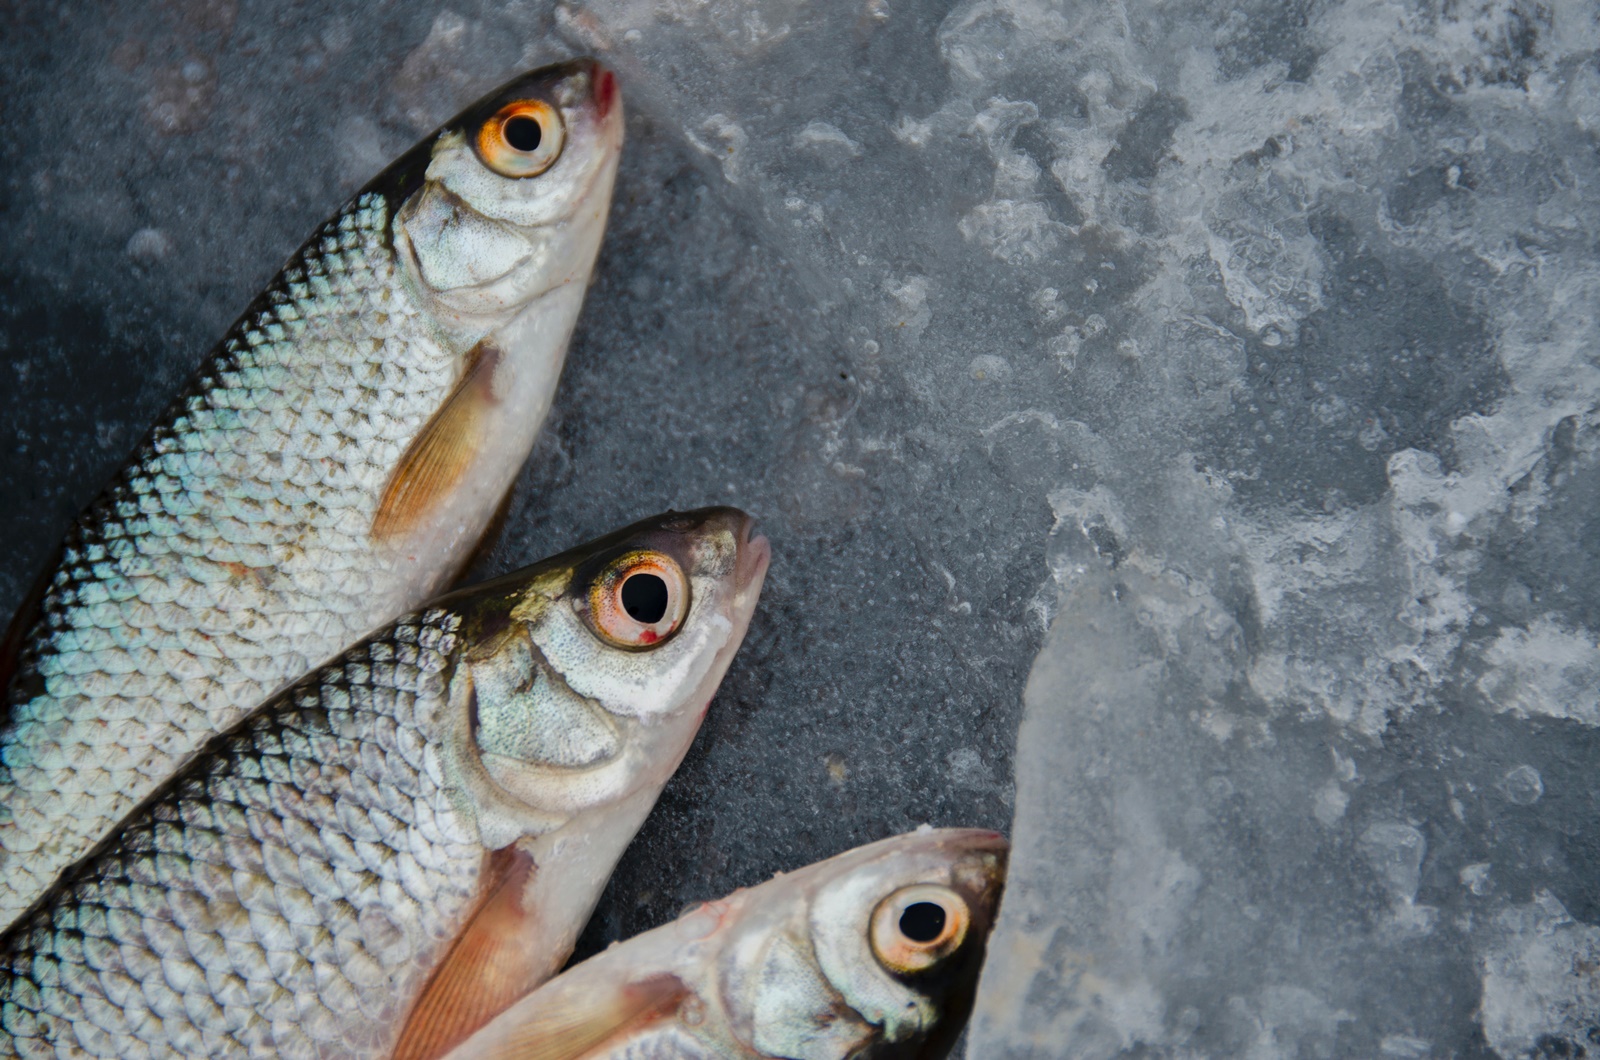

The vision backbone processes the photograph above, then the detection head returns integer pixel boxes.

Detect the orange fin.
[451,974,688,1060]
[393,843,543,1060]
[373,341,502,544]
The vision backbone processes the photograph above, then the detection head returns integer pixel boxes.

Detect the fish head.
[398,509,766,1057]
[393,59,624,324]
[445,507,769,840]
[725,828,1009,1059]
[428,830,1003,1060]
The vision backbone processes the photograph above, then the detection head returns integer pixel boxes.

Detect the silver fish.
[0,60,624,929]
[442,827,1007,1060]
[0,507,769,1060]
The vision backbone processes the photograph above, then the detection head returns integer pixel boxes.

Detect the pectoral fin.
[393,842,543,1060]
[373,341,502,543]
[446,974,688,1060]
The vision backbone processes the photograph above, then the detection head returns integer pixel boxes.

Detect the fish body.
[443,828,1007,1060]
[0,60,624,929]
[0,508,768,1059]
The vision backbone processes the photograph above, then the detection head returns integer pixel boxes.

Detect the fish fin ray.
[462,975,689,1060]
[392,842,541,1060]
[373,341,501,543]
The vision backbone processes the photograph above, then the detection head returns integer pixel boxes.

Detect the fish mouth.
[590,61,619,121]
[656,510,766,727]
[734,514,771,600]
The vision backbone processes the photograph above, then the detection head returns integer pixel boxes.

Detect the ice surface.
[5,0,1600,1054]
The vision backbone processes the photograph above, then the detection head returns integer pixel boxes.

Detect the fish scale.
[0,61,626,931]
[0,609,484,1060]
[0,507,769,1060]
[0,194,458,930]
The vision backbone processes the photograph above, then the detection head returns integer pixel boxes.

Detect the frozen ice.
[1480,892,1600,1057]
[5,0,1600,1054]
[1500,764,1546,807]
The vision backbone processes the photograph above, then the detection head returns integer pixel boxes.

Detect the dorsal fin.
[393,842,543,1060]
[373,340,502,544]
[444,974,688,1060]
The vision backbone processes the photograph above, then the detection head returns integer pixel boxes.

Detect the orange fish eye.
[476,99,565,178]
[869,885,970,976]
[586,551,690,650]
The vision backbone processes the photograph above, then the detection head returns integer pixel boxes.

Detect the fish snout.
[734,513,771,597]
[590,61,619,120]
[948,829,1009,923]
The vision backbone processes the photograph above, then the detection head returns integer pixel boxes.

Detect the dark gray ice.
[5,0,1600,1055]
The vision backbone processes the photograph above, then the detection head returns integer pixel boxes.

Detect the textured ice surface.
[5,0,1600,1055]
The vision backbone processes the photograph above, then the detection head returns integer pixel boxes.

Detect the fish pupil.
[900,902,946,943]
[504,115,542,152]
[621,573,669,624]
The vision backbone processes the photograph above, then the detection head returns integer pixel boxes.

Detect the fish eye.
[870,884,970,975]
[899,901,946,941]
[585,551,689,650]
[475,99,566,178]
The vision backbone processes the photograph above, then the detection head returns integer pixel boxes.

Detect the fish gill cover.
[3,0,1600,1055]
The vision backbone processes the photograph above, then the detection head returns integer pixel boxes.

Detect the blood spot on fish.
[638,630,659,645]
[593,66,618,120]
[218,561,261,583]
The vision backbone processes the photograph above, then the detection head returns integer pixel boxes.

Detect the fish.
[0,59,625,930]
[0,507,770,1060]
[440,827,1008,1060]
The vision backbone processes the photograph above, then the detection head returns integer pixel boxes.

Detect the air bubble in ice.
[1498,764,1543,806]
[125,228,172,263]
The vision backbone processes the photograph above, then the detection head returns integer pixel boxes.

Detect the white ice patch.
[791,121,861,164]
[1379,1035,1433,1058]
[882,275,932,341]
[1232,986,1355,1060]
[1478,892,1600,1057]
[688,114,750,184]
[959,200,1067,265]
[1312,780,1348,827]
[1478,616,1600,726]
[958,95,1071,265]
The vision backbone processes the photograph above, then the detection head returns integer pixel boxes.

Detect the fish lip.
[945,828,1009,853]
[734,515,771,597]
[911,827,1011,880]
